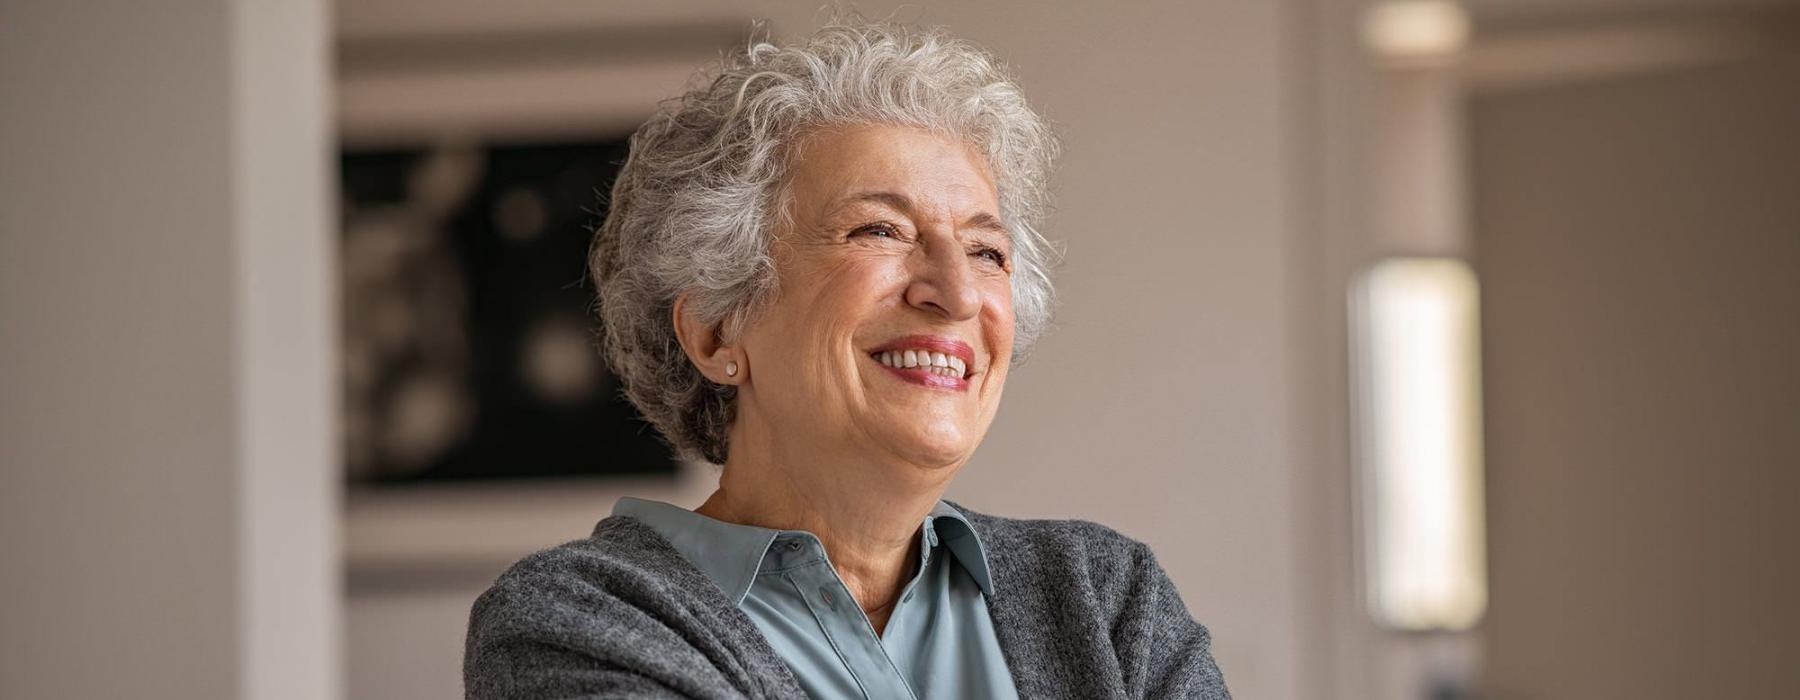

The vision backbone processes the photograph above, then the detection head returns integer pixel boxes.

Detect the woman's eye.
[852,223,900,239]
[975,246,1008,267]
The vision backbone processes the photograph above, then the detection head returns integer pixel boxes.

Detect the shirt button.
[902,591,914,603]
[785,540,802,552]
[819,586,837,610]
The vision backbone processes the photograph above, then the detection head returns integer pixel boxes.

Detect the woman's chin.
[868,424,976,473]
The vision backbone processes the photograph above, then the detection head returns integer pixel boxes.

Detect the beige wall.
[0,1,339,698]
[1,7,238,697]
[1470,36,1800,699]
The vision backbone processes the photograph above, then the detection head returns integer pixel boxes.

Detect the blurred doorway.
[1468,9,1800,698]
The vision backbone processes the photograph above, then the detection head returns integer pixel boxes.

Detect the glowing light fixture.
[1351,257,1488,631]
[1362,0,1471,60]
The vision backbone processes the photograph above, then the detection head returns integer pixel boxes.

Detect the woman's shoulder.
[945,500,1171,605]
[465,516,795,699]
[471,515,720,619]
[948,500,1156,562]
[467,514,756,663]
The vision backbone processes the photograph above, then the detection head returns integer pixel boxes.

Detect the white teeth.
[873,349,971,378]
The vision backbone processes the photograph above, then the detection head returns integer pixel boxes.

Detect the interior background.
[3,1,1794,698]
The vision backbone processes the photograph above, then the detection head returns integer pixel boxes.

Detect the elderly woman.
[465,21,1229,700]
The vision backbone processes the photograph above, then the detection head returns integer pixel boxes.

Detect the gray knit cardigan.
[465,502,1231,699]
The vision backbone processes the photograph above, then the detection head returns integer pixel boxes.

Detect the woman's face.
[733,124,1015,475]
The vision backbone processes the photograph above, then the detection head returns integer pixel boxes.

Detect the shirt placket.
[779,535,920,700]
[879,519,938,651]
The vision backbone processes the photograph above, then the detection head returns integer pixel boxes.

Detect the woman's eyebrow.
[962,212,1008,238]
[830,191,1007,236]
[828,191,913,216]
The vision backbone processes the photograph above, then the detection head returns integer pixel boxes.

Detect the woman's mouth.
[866,349,972,390]
[865,335,976,390]
[871,349,967,378]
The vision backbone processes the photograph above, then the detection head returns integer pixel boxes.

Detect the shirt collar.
[612,497,781,605]
[925,500,995,596]
[613,497,996,604]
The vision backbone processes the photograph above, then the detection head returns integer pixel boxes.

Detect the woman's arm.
[465,635,693,700]
[1109,541,1232,699]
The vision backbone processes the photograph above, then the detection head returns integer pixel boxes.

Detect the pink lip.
[867,335,977,391]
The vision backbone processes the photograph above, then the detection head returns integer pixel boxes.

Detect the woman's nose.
[904,233,981,320]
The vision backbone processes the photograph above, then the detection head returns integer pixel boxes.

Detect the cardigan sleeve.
[463,571,707,700]
[464,634,693,700]
[462,545,756,700]
[1110,541,1232,699]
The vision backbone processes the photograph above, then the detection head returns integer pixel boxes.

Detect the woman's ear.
[672,294,744,385]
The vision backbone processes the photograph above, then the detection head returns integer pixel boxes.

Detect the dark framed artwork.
[338,136,677,484]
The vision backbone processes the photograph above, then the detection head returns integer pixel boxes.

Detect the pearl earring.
[725,361,738,377]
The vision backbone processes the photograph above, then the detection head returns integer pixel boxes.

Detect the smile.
[872,349,968,378]
[865,335,977,389]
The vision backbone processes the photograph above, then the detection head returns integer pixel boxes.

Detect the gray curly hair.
[590,20,1060,465]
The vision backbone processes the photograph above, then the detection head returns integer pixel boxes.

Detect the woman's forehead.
[788,125,999,220]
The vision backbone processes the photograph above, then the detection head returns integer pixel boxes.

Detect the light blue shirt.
[612,497,1020,700]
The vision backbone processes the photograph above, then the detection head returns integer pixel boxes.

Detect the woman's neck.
[697,445,948,634]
